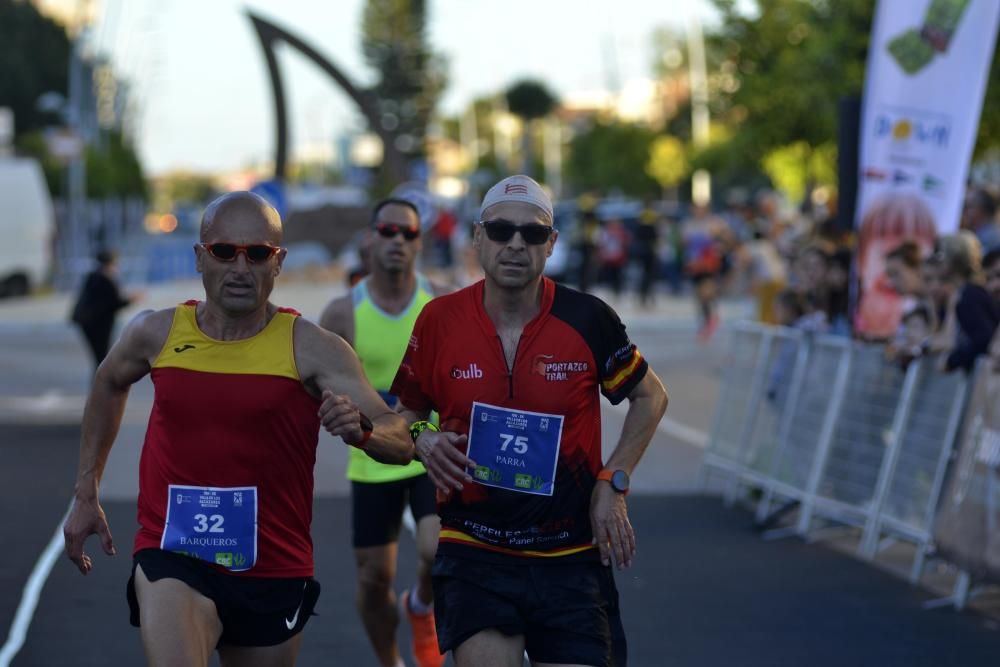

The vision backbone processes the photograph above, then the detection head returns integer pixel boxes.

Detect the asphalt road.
[3,422,999,666]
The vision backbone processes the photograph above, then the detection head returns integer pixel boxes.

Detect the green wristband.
[409,420,439,443]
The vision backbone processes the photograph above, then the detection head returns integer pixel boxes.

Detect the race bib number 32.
[161,485,258,571]
[467,402,564,496]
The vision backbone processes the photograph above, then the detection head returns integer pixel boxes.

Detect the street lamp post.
[687,14,711,206]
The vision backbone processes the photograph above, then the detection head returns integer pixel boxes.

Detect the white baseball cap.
[479,175,553,221]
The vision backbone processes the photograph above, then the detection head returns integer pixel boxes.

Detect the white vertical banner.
[855,0,999,338]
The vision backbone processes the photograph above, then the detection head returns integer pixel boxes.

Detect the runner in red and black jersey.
[391,175,668,667]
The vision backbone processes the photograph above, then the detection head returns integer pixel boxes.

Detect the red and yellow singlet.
[133,301,321,577]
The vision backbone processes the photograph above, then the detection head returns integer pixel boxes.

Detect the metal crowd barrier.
[700,321,972,585]
[929,359,1000,609]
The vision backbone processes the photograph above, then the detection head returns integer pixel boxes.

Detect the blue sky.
[72,0,718,174]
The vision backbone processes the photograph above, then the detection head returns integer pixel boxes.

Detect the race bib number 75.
[466,402,564,496]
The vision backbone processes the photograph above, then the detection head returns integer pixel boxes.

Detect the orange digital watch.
[597,468,630,495]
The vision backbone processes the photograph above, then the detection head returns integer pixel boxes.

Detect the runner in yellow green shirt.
[319,197,450,667]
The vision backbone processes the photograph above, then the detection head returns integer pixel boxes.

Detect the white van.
[0,158,51,297]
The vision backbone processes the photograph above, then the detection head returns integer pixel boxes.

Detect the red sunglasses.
[374,223,420,241]
[201,243,281,263]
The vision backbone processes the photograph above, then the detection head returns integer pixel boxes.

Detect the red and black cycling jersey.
[391,278,647,561]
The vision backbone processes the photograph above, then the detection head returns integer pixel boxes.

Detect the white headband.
[479,175,553,221]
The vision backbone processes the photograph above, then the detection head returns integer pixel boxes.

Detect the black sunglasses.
[374,223,420,241]
[201,243,281,263]
[479,220,554,245]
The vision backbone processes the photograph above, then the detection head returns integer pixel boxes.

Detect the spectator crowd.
[403,182,1000,373]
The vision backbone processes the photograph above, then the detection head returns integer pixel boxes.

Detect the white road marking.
[0,503,72,667]
[605,402,709,448]
[0,390,86,415]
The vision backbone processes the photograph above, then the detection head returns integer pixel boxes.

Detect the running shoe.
[401,589,445,667]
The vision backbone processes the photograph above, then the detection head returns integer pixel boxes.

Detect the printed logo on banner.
[863,167,888,181]
[854,0,1000,338]
[922,174,943,195]
[892,170,913,185]
[874,108,951,156]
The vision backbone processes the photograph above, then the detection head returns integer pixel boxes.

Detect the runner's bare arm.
[64,308,173,575]
[294,318,413,465]
[590,369,668,569]
[317,293,354,346]
[398,403,474,493]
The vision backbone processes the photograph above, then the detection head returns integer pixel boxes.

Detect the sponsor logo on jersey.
[532,354,589,381]
[606,343,636,371]
[451,363,483,379]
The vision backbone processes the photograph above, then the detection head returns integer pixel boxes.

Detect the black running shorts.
[351,474,437,548]
[127,549,320,647]
[432,554,627,666]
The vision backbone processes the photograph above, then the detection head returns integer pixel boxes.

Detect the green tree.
[646,135,690,193]
[439,95,507,179]
[567,121,658,197]
[361,0,447,166]
[15,130,65,194]
[505,79,558,177]
[703,0,873,201]
[85,132,147,199]
[761,141,836,203]
[975,43,1000,157]
[651,23,763,196]
[0,0,70,138]
[154,171,217,211]
[1,2,148,200]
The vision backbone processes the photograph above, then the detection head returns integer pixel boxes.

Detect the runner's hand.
[63,496,116,575]
[319,390,367,445]
[590,482,635,569]
[416,430,474,493]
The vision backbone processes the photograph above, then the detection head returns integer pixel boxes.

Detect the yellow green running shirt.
[347,274,434,482]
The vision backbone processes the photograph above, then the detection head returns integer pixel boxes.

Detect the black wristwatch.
[597,468,630,495]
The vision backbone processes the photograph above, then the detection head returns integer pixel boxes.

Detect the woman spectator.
[936,232,1000,373]
[921,254,956,354]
